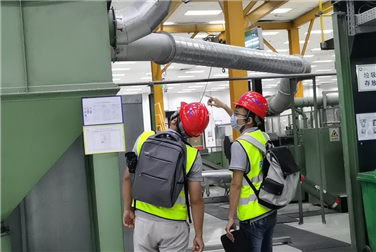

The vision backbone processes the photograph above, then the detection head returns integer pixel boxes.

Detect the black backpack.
[129,131,192,221]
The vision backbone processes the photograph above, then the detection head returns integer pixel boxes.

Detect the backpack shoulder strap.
[237,134,266,154]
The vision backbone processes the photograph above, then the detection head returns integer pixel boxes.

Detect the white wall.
[142,94,151,132]
[164,90,231,148]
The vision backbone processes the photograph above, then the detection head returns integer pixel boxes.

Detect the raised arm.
[207,96,233,117]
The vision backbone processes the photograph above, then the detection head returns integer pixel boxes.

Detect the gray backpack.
[238,133,301,210]
[131,131,192,220]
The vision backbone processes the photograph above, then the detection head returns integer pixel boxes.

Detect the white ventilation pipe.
[111,0,171,45]
[112,32,311,116]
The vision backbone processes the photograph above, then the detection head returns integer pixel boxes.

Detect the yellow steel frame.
[151,62,165,131]
[292,1,332,28]
[223,1,249,140]
[287,27,303,98]
[244,1,289,30]
[263,39,278,53]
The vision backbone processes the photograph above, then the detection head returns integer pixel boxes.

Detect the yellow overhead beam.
[292,1,332,28]
[263,39,278,53]
[256,22,293,30]
[162,22,293,34]
[243,0,257,16]
[151,62,165,130]
[223,1,249,140]
[162,24,225,33]
[245,1,289,29]
[301,19,314,56]
[155,0,182,32]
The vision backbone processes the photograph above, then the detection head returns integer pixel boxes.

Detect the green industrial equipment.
[303,127,346,208]
[332,1,376,251]
[1,1,122,251]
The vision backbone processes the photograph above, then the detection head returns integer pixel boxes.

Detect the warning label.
[329,128,340,142]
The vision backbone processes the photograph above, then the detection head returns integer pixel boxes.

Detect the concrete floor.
[188,187,351,252]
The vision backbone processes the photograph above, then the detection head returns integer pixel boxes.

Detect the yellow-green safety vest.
[235,130,272,221]
[132,131,198,221]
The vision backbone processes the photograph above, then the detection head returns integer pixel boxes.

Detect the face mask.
[231,113,245,132]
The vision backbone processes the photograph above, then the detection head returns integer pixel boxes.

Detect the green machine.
[303,127,347,208]
[1,1,123,251]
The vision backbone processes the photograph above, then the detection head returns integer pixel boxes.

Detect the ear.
[246,117,254,126]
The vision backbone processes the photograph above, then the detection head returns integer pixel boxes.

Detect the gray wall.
[118,94,145,252]
[5,136,95,251]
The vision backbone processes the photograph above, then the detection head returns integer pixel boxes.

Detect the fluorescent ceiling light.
[185,10,222,16]
[177,75,195,78]
[178,91,192,93]
[113,61,136,64]
[313,60,333,63]
[304,55,314,58]
[214,74,228,77]
[126,88,142,91]
[112,74,125,77]
[262,32,279,36]
[332,55,336,57]
[163,22,175,25]
[112,68,131,71]
[196,82,212,84]
[212,87,226,89]
[191,85,203,88]
[262,79,275,81]
[316,69,333,72]
[317,76,331,78]
[185,70,205,74]
[306,30,333,34]
[182,89,195,91]
[311,48,321,51]
[311,65,317,68]
[209,20,225,24]
[219,84,229,86]
[168,87,174,89]
[140,77,152,80]
[145,72,152,76]
[332,79,337,81]
[112,78,121,81]
[196,65,207,68]
[271,8,292,14]
[123,92,138,95]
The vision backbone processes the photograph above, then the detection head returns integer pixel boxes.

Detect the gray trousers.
[133,216,190,252]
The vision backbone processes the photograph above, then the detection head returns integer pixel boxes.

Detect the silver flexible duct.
[113,32,311,116]
[113,33,310,74]
[113,0,171,45]
[294,93,339,107]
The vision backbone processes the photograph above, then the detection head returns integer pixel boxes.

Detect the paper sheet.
[356,112,376,141]
[82,96,123,126]
[83,124,125,154]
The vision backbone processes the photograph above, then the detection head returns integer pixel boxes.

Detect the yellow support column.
[151,62,165,131]
[223,1,249,140]
[288,28,303,98]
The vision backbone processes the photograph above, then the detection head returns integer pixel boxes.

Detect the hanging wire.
[199,66,213,103]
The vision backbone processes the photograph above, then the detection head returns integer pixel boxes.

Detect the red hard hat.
[232,91,268,119]
[179,102,209,138]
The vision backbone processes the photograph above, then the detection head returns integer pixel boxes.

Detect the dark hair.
[245,110,264,127]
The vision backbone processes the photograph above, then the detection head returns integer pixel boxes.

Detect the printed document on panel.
[83,124,125,154]
[82,96,123,126]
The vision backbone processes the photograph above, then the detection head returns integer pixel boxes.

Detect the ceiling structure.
[111,0,337,96]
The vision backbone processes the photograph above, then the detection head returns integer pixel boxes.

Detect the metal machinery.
[331,1,376,252]
[1,0,375,252]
